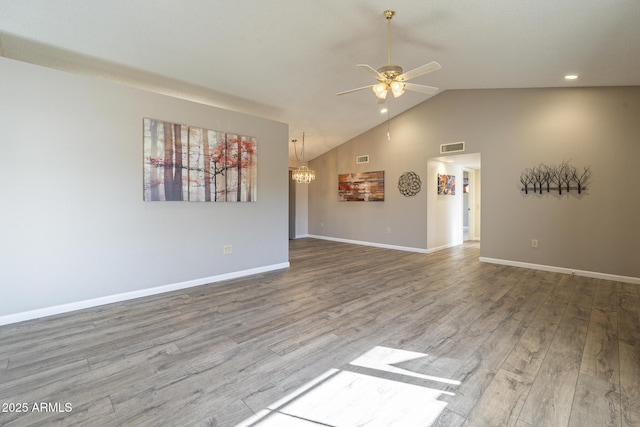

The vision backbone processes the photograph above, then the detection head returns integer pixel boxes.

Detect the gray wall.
[308,122,430,251]
[0,58,289,320]
[309,87,640,279]
[294,181,309,237]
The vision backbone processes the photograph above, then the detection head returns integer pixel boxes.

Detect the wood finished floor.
[1,238,639,426]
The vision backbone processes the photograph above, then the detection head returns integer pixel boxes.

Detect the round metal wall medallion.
[398,171,421,197]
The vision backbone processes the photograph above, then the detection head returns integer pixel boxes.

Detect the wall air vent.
[440,141,465,154]
[356,155,370,164]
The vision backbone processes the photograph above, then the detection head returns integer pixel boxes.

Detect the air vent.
[356,155,370,164]
[440,141,465,154]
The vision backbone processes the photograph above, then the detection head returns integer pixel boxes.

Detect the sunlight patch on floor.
[236,346,460,427]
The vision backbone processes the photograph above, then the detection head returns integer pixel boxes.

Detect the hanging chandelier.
[292,132,316,184]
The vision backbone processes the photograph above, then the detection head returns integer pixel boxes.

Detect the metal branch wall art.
[520,161,591,195]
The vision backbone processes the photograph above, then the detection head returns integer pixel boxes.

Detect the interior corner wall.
[308,120,429,251]
[0,57,289,320]
[308,86,640,279]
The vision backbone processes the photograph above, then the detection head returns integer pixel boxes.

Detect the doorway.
[426,153,481,251]
[463,166,480,242]
[463,170,470,241]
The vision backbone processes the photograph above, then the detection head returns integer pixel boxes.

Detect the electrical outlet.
[223,244,232,254]
[531,239,538,248]
[387,227,391,234]
[320,222,324,227]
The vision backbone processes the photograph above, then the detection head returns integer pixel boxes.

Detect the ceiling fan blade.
[403,82,439,95]
[336,85,374,96]
[397,61,441,81]
[357,64,385,80]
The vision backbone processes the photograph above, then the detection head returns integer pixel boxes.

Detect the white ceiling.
[1,0,639,162]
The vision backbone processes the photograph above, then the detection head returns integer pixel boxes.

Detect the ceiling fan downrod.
[384,10,395,66]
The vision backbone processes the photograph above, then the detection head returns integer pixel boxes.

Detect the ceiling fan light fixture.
[336,10,440,101]
[390,81,405,97]
[373,82,389,99]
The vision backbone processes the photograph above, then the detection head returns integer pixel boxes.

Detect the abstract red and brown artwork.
[338,171,385,201]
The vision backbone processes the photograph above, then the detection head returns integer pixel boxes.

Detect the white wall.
[427,161,464,251]
[0,58,289,322]
[471,169,481,241]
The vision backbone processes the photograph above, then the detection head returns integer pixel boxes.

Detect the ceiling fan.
[337,10,441,102]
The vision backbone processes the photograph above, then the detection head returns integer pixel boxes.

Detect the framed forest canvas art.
[143,118,257,202]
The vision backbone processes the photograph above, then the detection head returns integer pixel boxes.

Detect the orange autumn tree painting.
[187,126,228,202]
[225,133,258,202]
[143,118,257,202]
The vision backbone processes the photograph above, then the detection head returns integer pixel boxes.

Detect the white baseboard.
[0,262,290,326]
[479,257,640,285]
[307,234,429,254]
[426,241,464,254]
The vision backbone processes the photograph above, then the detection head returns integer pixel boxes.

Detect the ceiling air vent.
[356,155,370,164]
[440,141,465,154]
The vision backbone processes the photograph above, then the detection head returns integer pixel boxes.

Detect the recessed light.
[380,107,388,114]
[564,74,579,80]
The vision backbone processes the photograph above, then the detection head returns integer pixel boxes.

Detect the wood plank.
[568,373,619,427]
[617,294,640,346]
[433,408,467,427]
[620,341,640,426]
[501,303,564,380]
[617,282,640,297]
[518,304,590,427]
[580,308,619,382]
[593,279,617,311]
[463,369,531,427]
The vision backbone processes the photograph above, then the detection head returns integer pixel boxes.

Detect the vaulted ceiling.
[1,1,639,162]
